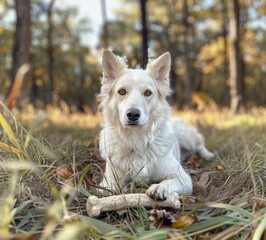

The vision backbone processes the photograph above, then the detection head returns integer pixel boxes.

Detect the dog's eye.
[144,90,152,97]
[118,89,127,95]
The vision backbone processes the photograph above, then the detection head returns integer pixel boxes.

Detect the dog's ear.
[147,52,171,82]
[102,50,126,82]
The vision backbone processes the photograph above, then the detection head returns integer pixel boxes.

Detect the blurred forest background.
[0,0,266,114]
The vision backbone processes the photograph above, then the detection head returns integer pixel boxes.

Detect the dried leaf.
[199,172,209,186]
[253,197,266,212]
[171,215,197,229]
[0,142,24,162]
[75,163,83,172]
[56,166,73,180]
[186,154,200,167]
[0,112,19,147]
[167,231,187,240]
[193,172,210,196]
[90,152,100,160]
[6,64,30,109]
[216,165,225,172]
[0,233,37,240]
[182,197,196,205]
[0,142,21,155]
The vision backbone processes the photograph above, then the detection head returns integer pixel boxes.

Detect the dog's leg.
[99,160,127,195]
[99,161,124,192]
[173,120,214,160]
[197,144,214,160]
[146,161,193,200]
[146,178,192,200]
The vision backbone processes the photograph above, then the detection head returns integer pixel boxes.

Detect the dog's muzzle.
[126,108,140,125]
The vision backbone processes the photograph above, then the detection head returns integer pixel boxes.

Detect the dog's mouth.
[124,120,147,128]
[126,122,140,127]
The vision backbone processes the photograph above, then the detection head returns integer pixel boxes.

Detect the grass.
[0,102,265,239]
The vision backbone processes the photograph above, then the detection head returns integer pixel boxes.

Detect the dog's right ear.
[102,50,126,83]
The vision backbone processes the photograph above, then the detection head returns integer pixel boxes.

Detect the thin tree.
[182,0,191,107]
[140,0,148,68]
[47,0,56,104]
[8,0,31,109]
[228,0,244,113]
[221,0,229,106]
[101,0,109,49]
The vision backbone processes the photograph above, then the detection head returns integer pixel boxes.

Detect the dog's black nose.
[126,108,140,122]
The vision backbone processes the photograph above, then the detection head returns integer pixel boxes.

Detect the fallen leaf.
[182,197,196,205]
[56,166,73,180]
[199,172,209,186]
[186,154,200,167]
[75,163,83,172]
[0,233,38,240]
[193,172,210,196]
[167,231,187,239]
[252,197,266,212]
[216,165,225,172]
[171,215,197,229]
[6,64,30,109]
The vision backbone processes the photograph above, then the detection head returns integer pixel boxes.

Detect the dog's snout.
[126,108,140,122]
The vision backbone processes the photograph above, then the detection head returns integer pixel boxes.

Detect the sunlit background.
[0,0,265,113]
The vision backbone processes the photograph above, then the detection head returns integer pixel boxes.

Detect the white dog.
[99,50,213,200]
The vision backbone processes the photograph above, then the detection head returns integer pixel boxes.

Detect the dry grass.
[0,103,265,239]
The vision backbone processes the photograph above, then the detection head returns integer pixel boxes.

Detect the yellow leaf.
[56,166,73,180]
[216,165,225,172]
[49,184,59,198]
[0,142,21,155]
[171,215,197,229]
[6,64,30,109]
[0,112,18,147]
[0,142,24,162]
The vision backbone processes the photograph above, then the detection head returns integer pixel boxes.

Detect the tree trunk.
[228,0,244,113]
[101,0,109,49]
[140,0,148,69]
[182,0,191,107]
[170,64,177,103]
[221,0,229,106]
[47,0,56,104]
[8,0,31,108]
[76,37,86,112]
[31,56,38,107]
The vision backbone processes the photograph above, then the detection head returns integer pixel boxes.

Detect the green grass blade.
[77,163,92,188]
[137,229,170,240]
[14,200,33,215]
[252,213,266,240]
[184,216,234,233]
[80,215,130,237]
[204,202,254,219]
[78,186,91,198]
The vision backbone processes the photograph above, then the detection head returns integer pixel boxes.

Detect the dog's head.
[100,50,171,128]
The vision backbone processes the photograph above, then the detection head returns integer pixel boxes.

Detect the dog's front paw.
[146,184,169,201]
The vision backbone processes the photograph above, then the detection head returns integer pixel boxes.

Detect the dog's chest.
[105,133,171,176]
[113,144,156,182]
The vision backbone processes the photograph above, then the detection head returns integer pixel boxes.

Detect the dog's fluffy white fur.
[99,50,214,200]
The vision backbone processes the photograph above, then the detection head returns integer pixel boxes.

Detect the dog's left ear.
[147,52,171,82]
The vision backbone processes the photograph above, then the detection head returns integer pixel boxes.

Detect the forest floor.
[0,104,266,239]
